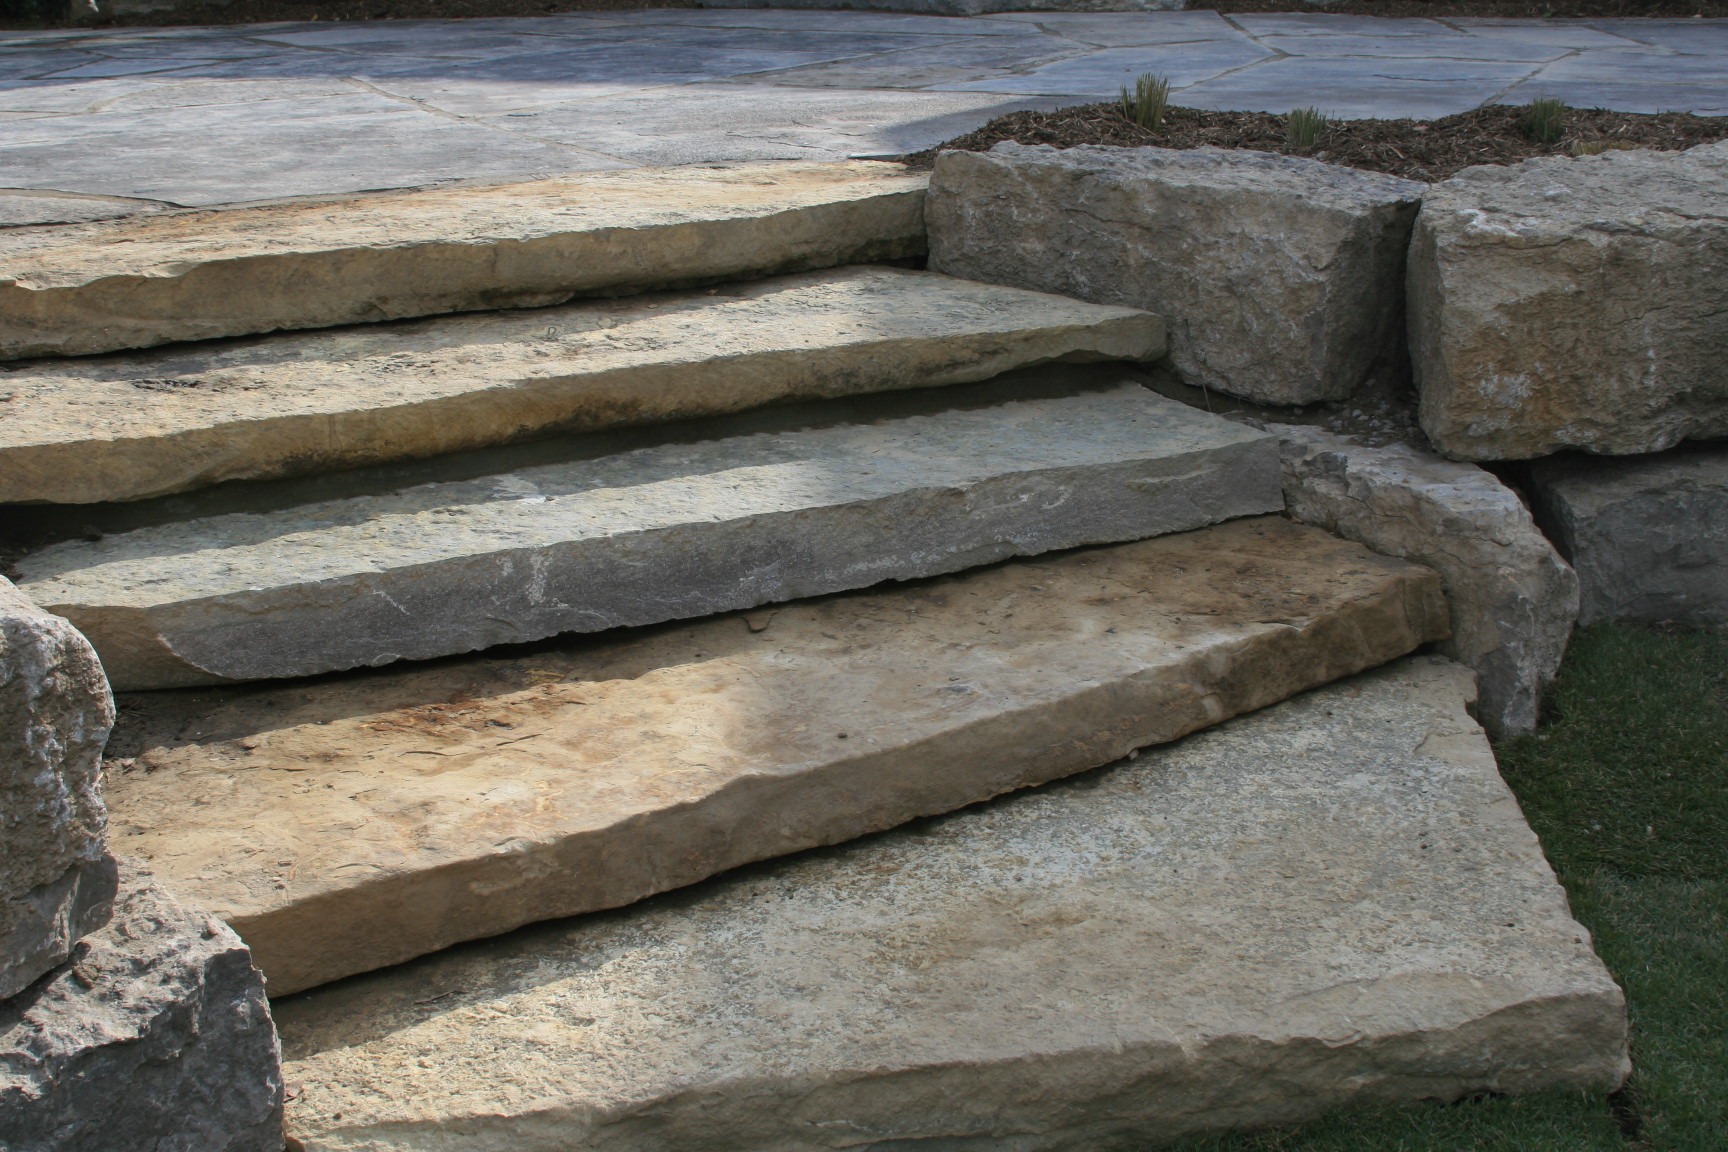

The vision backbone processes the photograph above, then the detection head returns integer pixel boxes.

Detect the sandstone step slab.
[272,655,1626,1151]
[0,161,927,361]
[0,267,1164,506]
[102,516,1448,995]
[18,382,1280,691]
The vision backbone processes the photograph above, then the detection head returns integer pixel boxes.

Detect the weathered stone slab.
[1409,144,1728,461]
[1276,424,1577,736]
[0,578,116,1001]
[1529,442,1728,628]
[0,860,282,1152]
[0,160,927,360]
[18,381,1281,691]
[705,0,1183,14]
[927,142,1425,405]
[104,516,1446,995]
[273,656,1626,1150]
[0,266,1163,505]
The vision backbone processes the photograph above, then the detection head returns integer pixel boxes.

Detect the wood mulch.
[907,103,1728,182]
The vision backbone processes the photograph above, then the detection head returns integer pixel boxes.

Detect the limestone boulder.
[0,860,282,1152]
[1,578,116,1001]
[1276,424,1577,735]
[927,142,1425,405]
[1409,144,1728,461]
[1529,442,1728,627]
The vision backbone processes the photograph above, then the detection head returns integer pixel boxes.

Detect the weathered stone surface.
[1276,424,1576,736]
[1529,442,1728,627]
[0,267,1163,505]
[104,516,1446,995]
[927,142,1425,405]
[0,160,928,360]
[0,578,117,1002]
[1409,144,1728,461]
[705,0,1184,13]
[18,381,1280,691]
[274,656,1626,1150]
[0,859,283,1152]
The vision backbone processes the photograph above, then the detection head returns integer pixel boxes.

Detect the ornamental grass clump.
[1524,97,1568,145]
[1285,106,1328,151]
[1119,73,1170,132]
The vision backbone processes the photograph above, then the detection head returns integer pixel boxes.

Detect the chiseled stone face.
[1275,424,1578,736]
[0,579,116,1002]
[1409,143,1728,461]
[927,142,1426,405]
[273,656,1627,1151]
[102,516,1446,996]
[0,860,282,1152]
[1530,442,1728,628]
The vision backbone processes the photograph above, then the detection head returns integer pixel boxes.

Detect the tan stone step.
[0,161,926,361]
[104,516,1448,996]
[272,655,1625,1150]
[0,267,1161,505]
[18,380,1278,691]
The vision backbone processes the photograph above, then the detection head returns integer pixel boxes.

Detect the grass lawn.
[1182,623,1728,1152]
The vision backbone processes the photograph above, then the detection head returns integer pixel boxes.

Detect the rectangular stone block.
[0,578,116,1001]
[16,380,1281,690]
[1530,442,1728,628]
[927,142,1425,405]
[1409,144,1728,461]
[0,267,1163,505]
[273,656,1627,1150]
[0,160,927,360]
[103,517,1448,995]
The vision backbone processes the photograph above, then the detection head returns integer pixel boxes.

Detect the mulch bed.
[908,103,1728,182]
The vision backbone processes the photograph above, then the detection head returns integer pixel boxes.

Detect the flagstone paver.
[1,9,1723,216]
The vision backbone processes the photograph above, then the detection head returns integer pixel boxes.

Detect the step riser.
[22,385,1278,690]
[0,163,927,361]
[0,269,1162,505]
[105,518,1449,995]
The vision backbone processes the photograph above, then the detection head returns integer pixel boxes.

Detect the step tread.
[105,516,1449,996]
[0,267,1162,504]
[272,655,1625,1150]
[19,382,1280,690]
[0,161,927,360]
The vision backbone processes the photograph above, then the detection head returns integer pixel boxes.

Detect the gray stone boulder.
[1,578,116,1001]
[1276,425,1578,735]
[927,142,1425,405]
[1529,442,1728,628]
[1409,144,1728,461]
[0,860,283,1152]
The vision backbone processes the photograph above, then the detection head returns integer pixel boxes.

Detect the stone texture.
[0,577,116,1001]
[103,516,1446,996]
[0,859,283,1152]
[1529,442,1728,627]
[1408,144,1728,461]
[927,142,1425,405]
[1276,424,1577,736]
[0,160,928,360]
[705,0,1185,14]
[0,266,1164,505]
[274,656,1627,1151]
[18,380,1281,691]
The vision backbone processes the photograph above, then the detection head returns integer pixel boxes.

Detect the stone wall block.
[1276,425,1578,735]
[928,142,1426,405]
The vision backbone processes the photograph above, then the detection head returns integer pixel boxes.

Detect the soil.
[908,102,1728,182]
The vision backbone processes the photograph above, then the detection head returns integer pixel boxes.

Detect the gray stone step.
[0,161,926,361]
[272,656,1626,1150]
[0,266,1162,505]
[104,516,1448,996]
[17,379,1280,691]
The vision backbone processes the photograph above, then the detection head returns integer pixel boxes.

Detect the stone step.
[17,379,1279,692]
[0,161,926,361]
[104,516,1448,996]
[271,655,1627,1149]
[0,266,1163,506]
